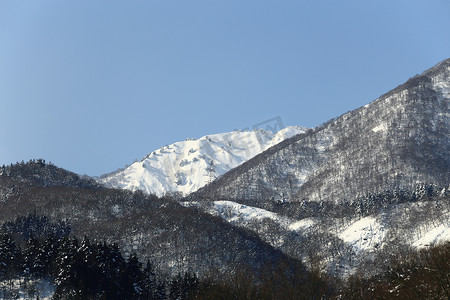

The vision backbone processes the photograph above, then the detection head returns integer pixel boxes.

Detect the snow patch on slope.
[412,224,450,248]
[214,201,280,222]
[338,216,386,253]
[208,200,314,232]
[372,123,388,133]
[288,219,315,231]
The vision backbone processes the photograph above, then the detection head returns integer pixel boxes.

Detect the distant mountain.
[98,126,306,196]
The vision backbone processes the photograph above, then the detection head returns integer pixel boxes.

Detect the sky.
[1,1,450,176]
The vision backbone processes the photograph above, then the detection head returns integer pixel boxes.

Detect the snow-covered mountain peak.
[98,126,306,196]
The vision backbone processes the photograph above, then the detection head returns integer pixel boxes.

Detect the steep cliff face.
[191,58,449,208]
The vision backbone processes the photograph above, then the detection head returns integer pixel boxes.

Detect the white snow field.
[338,216,386,253]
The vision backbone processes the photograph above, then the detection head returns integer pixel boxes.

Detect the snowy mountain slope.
[191,58,450,210]
[98,126,305,196]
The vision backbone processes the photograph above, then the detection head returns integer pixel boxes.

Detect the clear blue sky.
[1,1,449,176]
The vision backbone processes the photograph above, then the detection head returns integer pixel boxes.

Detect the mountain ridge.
[189,57,450,208]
